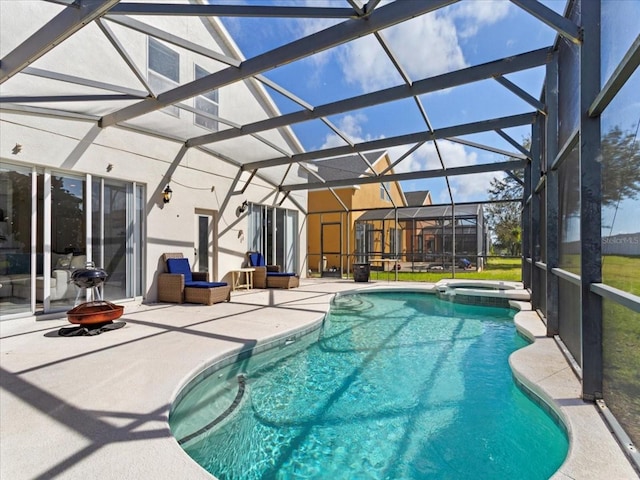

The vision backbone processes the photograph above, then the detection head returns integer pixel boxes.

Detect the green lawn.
[602,255,640,296]
[309,257,523,282]
[370,257,523,283]
[603,300,640,447]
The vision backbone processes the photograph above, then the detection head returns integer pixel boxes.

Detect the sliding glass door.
[92,179,145,301]
[48,173,87,309]
[248,203,298,272]
[0,163,145,320]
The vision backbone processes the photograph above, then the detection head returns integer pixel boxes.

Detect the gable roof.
[404,190,432,206]
[313,151,386,182]
[356,203,484,222]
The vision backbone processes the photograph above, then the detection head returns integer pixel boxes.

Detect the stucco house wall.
[0,0,307,313]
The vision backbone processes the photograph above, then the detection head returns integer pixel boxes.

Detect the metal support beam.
[494,75,547,114]
[282,159,527,192]
[364,0,384,16]
[254,74,315,111]
[0,102,99,121]
[244,112,536,171]
[187,47,551,148]
[522,144,532,287]
[495,129,532,158]
[550,129,579,171]
[530,117,542,307]
[244,113,535,170]
[1,94,142,103]
[506,170,525,186]
[240,170,258,194]
[108,3,358,19]
[103,15,240,67]
[345,0,364,16]
[277,191,291,207]
[95,18,154,96]
[380,142,424,175]
[589,33,640,117]
[0,0,121,84]
[546,53,560,336]
[22,66,148,97]
[447,136,528,159]
[100,0,457,127]
[510,0,582,44]
[580,1,603,401]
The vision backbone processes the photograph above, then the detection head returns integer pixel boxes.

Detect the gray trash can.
[353,263,370,282]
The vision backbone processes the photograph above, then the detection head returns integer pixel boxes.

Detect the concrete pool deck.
[1,279,637,479]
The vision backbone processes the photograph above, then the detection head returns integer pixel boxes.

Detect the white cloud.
[389,140,499,202]
[393,140,476,172]
[329,1,512,92]
[320,113,384,149]
[450,1,512,38]
[337,13,467,92]
[446,172,497,202]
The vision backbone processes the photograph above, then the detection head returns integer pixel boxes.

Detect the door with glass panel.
[320,222,341,276]
[91,179,145,302]
[92,180,125,301]
[0,164,34,317]
[275,208,298,273]
[48,174,87,309]
[194,210,216,279]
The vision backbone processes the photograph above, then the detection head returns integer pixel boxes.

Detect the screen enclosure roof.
[0,0,575,203]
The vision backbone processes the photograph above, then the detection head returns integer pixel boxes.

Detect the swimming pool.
[170,291,568,479]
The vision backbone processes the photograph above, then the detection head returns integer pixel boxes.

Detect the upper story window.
[148,37,180,117]
[380,181,391,201]
[194,65,219,131]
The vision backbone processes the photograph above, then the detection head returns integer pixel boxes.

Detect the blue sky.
[219,0,567,204]
[219,0,639,235]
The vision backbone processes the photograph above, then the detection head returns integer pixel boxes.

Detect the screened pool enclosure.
[354,204,488,271]
[1,0,638,471]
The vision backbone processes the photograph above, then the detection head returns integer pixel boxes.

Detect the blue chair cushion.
[185,281,228,289]
[166,258,193,283]
[248,252,265,267]
[266,272,297,277]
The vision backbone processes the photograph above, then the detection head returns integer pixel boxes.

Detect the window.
[194,65,219,131]
[148,38,180,117]
[380,181,391,201]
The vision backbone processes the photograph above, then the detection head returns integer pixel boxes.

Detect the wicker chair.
[158,253,230,305]
[246,252,299,289]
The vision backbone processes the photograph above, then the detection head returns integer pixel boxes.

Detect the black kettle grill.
[70,262,108,303]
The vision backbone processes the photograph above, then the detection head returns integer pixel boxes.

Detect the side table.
[231,267,255,291]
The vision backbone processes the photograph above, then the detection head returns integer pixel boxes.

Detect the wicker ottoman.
[266,273,299,289]
[184,284,231,305]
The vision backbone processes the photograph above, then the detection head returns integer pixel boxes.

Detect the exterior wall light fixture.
[162,184,173,204]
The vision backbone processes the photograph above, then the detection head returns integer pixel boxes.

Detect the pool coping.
[510,302,638,479]
[169,283,637,480]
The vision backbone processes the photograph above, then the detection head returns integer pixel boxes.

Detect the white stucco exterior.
[0,0,308,312]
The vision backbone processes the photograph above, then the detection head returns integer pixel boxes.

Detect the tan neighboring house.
[307,151,406,275]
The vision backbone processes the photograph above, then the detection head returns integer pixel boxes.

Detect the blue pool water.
[170,292,568,479]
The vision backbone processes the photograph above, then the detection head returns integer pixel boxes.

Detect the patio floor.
[1,279,636,479]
